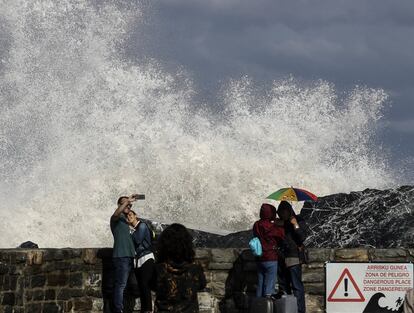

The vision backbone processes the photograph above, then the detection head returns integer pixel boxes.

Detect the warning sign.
[326,263,413,313]
[327,268,365,302]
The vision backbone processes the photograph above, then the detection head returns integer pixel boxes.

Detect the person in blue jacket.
[127,210,155,313]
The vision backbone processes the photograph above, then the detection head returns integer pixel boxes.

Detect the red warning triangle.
[327,268,365,302]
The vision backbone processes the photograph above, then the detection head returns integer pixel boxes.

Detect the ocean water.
[0,0,395,247]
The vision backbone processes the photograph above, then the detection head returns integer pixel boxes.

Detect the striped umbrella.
[266,187,318,202]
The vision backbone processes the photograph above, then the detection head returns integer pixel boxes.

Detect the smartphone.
[133,194,145,200]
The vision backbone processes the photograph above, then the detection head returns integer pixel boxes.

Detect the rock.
[18,241,38,249]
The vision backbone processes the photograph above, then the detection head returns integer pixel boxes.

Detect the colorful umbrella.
[266,187,318,202]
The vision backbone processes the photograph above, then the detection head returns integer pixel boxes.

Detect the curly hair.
[156,223,195,264]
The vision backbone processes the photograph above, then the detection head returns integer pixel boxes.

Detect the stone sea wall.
[1,248,413,313]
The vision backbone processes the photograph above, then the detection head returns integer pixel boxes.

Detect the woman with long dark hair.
[127,210,155,313]
[152,223,206,313]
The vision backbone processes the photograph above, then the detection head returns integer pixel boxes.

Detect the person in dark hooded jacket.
[277,201,308,313]
[253,203,285,297]
[151,223,206,313]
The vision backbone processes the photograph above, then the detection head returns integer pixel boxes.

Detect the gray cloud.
[125,0,414,179]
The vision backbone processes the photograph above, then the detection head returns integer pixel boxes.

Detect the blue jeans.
[256,261,278,297]
[113,257,133,313]
[278,263,306,313]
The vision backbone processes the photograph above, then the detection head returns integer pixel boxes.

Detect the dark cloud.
[125,0,414,180]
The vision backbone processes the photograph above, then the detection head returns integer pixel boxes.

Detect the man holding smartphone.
[110,194,139,313]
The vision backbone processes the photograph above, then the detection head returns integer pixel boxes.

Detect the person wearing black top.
[152,223,206,313]
[277,201,308,313]
[127,210,155,313]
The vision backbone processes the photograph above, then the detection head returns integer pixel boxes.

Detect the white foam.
[0,1,394,247]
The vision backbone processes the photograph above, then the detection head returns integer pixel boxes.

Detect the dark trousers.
[113,257,133,313]
[135,259,155,312]
[278,263,306,313]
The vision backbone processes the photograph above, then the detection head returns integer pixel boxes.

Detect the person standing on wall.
[276,200,308,313]
[253,203,285,298]
[110,195,138,313]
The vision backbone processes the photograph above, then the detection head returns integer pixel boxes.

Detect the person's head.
[126,210,139,225]
[117,196,131,214]
[156,223,195,264]
[277,201,295,221]
[260,203,277,220]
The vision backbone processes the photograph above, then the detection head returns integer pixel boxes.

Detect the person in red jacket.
[253,203,285,297]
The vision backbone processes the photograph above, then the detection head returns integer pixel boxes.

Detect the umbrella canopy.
[267,187,318,202]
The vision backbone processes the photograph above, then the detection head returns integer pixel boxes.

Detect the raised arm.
[111,195,137,222]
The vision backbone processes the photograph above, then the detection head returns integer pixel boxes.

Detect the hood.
[260,203,276,220]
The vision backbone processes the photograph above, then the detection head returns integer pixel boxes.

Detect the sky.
[124,0,414,182]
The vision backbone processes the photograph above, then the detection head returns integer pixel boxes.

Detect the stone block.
[2,305,12,313]
[198,291,219,312]
[307,249,332,263]
[195,249,211,259]
[26,303,42,313]
[82,249,97,264]
[334,249,369,262]
[69,272,83,287]
[53,249,65,261]
[208,262,234,270]
[304,282,325,295]
[212,271,229,284]
[211,249,238,264]
[32,289,45,301]
[208,280,227,297]
[63,300,73,311]
[85,287,102,298]
[11,251,28,264]
[57,288,84,300]
[0,262,9,274]
[31,274,46,288]
[47,273,69,286]
[12,307,24,313]
[306,294,324,313]
[304,262,326,269]
[26,250,43,265]
[25,290,33,301]
[73,298,93,311]
[92,298,104,311]
[45,289,56,300]
[43,302,60,313]
[369,249,408,261]
[3,275,18,290]
[1,292,15,305]
[84,272,101,288]
[302,269,325,283]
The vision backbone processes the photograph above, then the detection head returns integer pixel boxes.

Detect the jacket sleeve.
[293,219,307,246]
[131,223,149,254]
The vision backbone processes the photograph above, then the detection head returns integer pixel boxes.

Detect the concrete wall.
[1,248,413,313]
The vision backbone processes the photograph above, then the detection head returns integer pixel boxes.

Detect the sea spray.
[0,0,394,247]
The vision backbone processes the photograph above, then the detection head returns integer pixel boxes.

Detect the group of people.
[109,194,414,313]
[253,201,308,313]
[110,194,206,313]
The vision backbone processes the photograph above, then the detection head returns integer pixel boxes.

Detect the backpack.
[249,237,263,257]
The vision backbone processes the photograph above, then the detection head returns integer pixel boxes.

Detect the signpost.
[326,263,413,313]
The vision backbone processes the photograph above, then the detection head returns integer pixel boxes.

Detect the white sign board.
[326,263,413,313]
